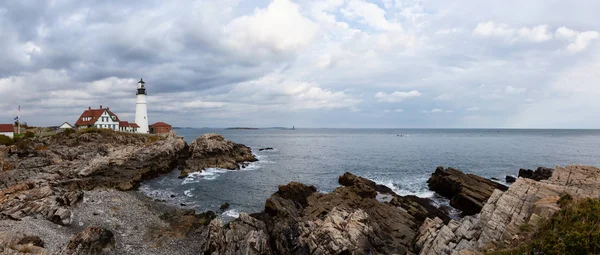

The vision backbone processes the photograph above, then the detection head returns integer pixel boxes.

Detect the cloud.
[505,86,527,94]
[434,93,454,101]
[473,21,551,42]
[466,106,480,112]
[384,108,404,113]
[375,90,421,102]
[224,0,319,57]
[555,27,599,53]
[1,0,600,128]
[341,0,402,31]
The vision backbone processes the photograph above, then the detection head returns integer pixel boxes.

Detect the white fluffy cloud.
[224,0,319,57]
[473,22,552,42]
[555,27,599,53]
[375,90,421,102]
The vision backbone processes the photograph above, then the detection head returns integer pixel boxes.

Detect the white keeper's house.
[74,105,139,133]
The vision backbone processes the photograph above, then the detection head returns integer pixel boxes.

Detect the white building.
[74,105,122,131]
[59,122,74,129]
[0,124,14,138]
[134,78,149,134]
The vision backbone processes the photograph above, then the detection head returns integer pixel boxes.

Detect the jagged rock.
[49,207,73,225]
[340,172,450,224]
[518,167,554,181]
[415,165,600,254]
[258,147,273,151]
[65,226,115,255]
[181,134,257,177]
[428,166,508,215]
[219,202,230,211]
[0,232,48,254]
[201,214,272,255]
[505,175,516,183]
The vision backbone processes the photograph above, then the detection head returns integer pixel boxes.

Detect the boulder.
[258,147,274,151]
[181,134,257,177]
[0,232,48,254]
[65,226,115,255]
[505,175,517,183]
[428,166,508,215]
[518,167,554,181]
[220,202,230,211]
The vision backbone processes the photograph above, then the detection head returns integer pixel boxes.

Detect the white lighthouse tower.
[135,78,149,134]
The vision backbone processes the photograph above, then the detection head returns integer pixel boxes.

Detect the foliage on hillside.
[488,195,600,255]
[0,135,14,146]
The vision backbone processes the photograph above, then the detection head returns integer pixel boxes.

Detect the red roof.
[0,124,14,133]
[75,107,120,126]
[150,122,171,127]
[119,121,129,128]
[129,123,140,128]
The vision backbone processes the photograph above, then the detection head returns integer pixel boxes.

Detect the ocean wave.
[182,168,229,184]
[222,209,240,218]
[138,184,176,200]
[184,188,195,197]
[369,177,434,198]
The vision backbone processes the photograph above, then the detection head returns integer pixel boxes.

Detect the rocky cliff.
[181,133,257,177]
[415,165,600,254]
[0,129,186,245]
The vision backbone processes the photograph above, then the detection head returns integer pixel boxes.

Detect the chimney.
[106,107,109,110]
[88,106,91,110]
[100,105,103,109]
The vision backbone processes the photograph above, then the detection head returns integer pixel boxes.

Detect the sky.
[1,0,599,128]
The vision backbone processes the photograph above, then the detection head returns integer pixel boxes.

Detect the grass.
[487,194,600,255]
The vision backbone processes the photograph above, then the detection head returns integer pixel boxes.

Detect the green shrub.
[519,223,532,232]
[0,135,14,146]
[77,127,101,134]
[23,131,35,139]
[63,128,76,135]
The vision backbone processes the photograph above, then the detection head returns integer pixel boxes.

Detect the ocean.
[140,128,600,220]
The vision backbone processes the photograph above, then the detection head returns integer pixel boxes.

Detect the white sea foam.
[222,209,240,218]
[370,178,434,198]
[182,168,229,184]
[184,188,195,197]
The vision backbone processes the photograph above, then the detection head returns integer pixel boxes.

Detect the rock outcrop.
[339,172,450,224]
[505,175,516,183]
[181,133,257,177]
[65,226,115,255]
[0,231,49,254]
[185,172,433,255]
[415,165,600,254]
[518,166,554,181]
[0,130,186,224]
[427,167,508,215]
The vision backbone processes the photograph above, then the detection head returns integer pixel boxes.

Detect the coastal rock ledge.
[181,133,257,177]
[427,167,508,215]
[415,165,600,254]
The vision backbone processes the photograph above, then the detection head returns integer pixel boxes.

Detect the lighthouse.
[135,78,149,134]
